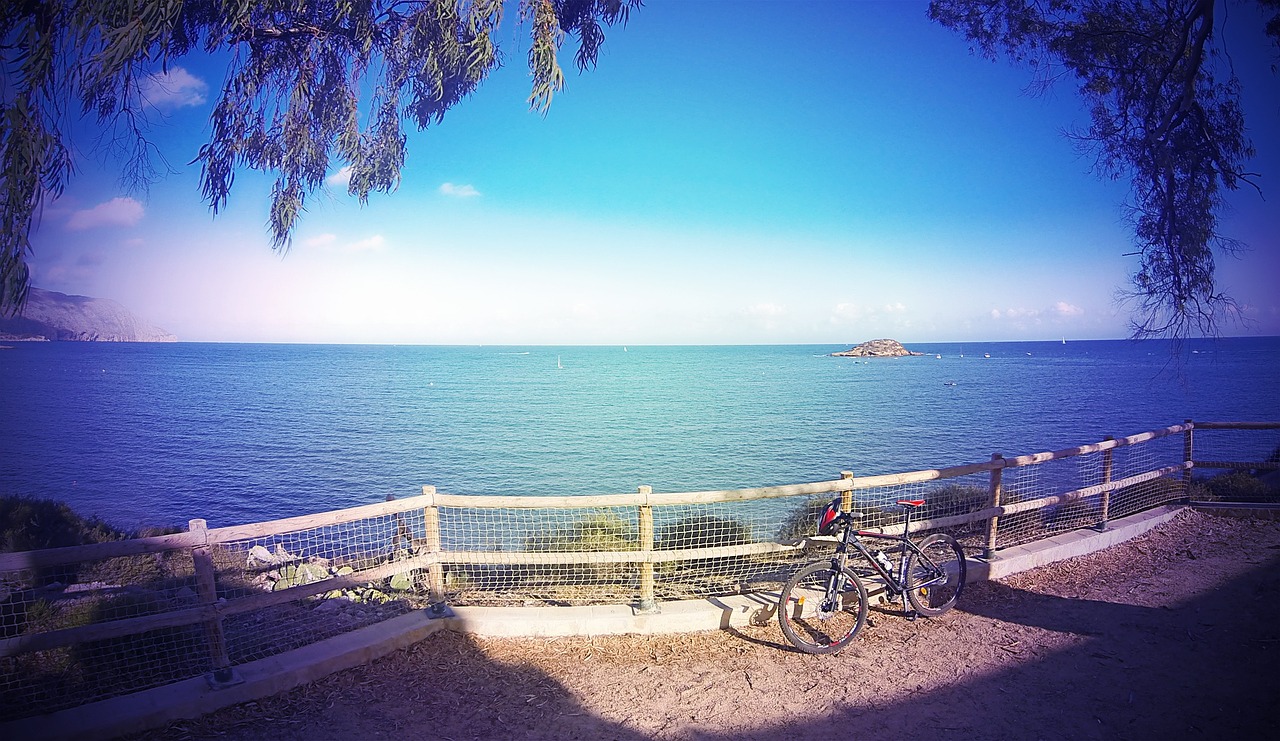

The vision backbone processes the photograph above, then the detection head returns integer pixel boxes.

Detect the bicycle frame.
[829,505,949,598]
[778,498,966,653]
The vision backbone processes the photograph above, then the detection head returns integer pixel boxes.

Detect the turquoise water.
[1,339,1278,529]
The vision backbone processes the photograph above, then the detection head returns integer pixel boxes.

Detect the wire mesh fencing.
[0,539,211,721]
[2,420,1277,722]
[1190,423,1280,502]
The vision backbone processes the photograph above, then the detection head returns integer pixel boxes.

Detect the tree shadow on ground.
[713,552,1280,740]
[134,549,1280,741]
[132,630,652,741]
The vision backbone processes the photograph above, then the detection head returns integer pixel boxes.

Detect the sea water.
[2,338,1278,530]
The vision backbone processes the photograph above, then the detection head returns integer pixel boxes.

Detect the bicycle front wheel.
[778,562,867,654]
[905,533,966,617]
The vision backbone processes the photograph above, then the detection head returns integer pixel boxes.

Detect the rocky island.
[0,288,175,342]
[831,339,923,358]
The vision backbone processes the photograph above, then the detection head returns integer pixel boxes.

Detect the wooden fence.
[1,420,1276,720]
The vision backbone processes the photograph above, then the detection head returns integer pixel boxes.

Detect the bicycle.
[777,497,966,654]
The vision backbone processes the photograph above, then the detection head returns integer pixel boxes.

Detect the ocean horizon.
[3,337,1278,531]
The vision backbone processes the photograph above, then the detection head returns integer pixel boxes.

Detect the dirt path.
[141,510,1280,740]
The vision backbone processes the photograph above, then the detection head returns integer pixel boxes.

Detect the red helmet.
[816,497,843,535]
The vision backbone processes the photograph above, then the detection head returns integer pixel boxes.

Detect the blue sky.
[28,1,1280,344]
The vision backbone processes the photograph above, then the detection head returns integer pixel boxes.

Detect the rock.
[273,561,331,590]
[314,599,343,612]
[247,545,278,566]
[0,287,175,342]
[831,339,924,358]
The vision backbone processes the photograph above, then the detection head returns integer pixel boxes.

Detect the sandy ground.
[139,509,1280,740]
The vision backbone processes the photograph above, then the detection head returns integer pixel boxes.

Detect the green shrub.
[656,515,752,574]
[0,496,133,586]
[1198,470,1280,503]
[922,483,989,520]
[521,510,637,583]
[524,510,637,552]
[776,496,837,542]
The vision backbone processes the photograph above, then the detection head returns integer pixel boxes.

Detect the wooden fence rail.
[2,420,1277,681]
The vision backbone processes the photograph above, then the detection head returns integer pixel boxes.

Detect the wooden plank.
[855,507,1003,538]
[999,425,1187,469]
[0,531,203,573]
[637,488,655,608]
[431,479,854,510]
[221,539,804,612]
[1193,461,1280,470]
[997,464,1187,516]
[1193,421,1280,430]
[432,492,649,509]
[647,479,853,506]
[189,519,230,672]
[431,541,800,566]
[0,605,212,659]
[851,457,1013,488]
[215,559,430,618]
[206,495,432,543]
[857,463,1188,536]
[985,453,1004,558]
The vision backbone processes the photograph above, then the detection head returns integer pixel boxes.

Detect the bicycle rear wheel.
[778,562,867,654]
[905,533,966,616]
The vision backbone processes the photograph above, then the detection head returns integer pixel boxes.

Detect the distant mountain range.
[0,288,176,342]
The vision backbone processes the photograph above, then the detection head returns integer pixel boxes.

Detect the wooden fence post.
[637,485,657,613]
[983,454,1003,560]
[188,519,235,686]
[1183,420,1195,499]
[1097,436,1115,531]
[840,471,854,514]
[422,485,447,616]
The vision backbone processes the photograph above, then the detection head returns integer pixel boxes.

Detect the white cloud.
[304,233,337,248]
[301,233,385,253]
[326,166,353,189]
[883,302,906,313]
[66,197,144,230]
[1052,301,1084,317]
[140,67,208,109]
[990,308,1002,319]
[831,302,865,322]
[746,302,786,317]
[439,182,481,198]
[349,235,385,252]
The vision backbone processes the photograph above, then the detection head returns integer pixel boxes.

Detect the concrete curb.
[5,610,448,741]
[0,503,1203,739]
[967,505,1183,582]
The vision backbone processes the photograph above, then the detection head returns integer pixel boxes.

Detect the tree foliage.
[4,1,1277,341]
[0,0,640,314]
[929,0,1279,339]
